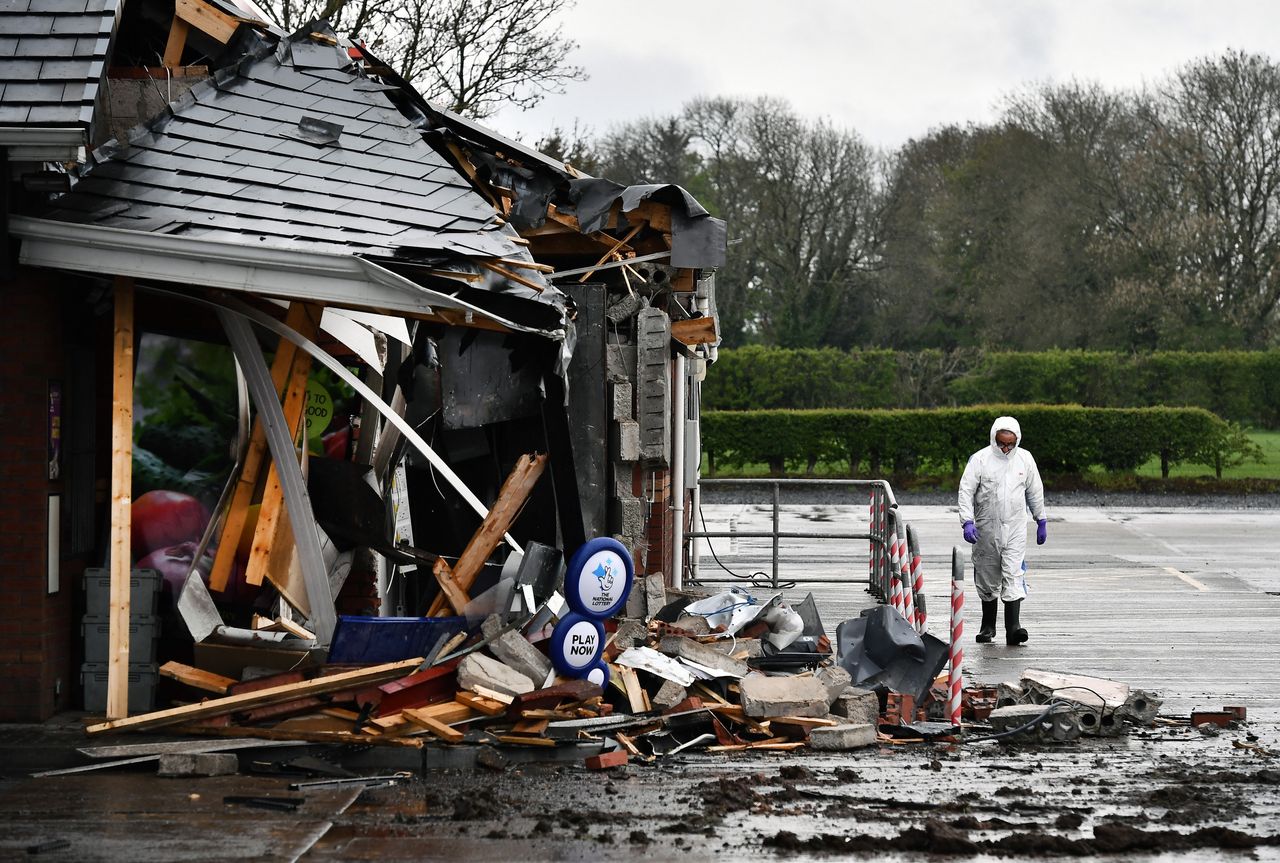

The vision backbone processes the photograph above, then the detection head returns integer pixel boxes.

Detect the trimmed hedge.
[702,405,1246,477]
[703,348,1280,428]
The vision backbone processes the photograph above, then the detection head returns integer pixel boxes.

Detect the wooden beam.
[430,558,471,617]
[426,453,548,616]
[161,15,189,68]
[495,258,555,274]
[455,691,508,717]
[577,224,643,283]
[245,306,319,587]
[158,661,235,695]
[107,276,134,720]
[174,0,241,44]
[403,709,465,742]
[477,260,546,293]
[670,316,718,347]
[172,723,425,748]
[87,658,424,735]
[209,303,318,592]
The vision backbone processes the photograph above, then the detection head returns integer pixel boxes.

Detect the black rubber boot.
[975,599,998,643]
[1004,600,1028,645]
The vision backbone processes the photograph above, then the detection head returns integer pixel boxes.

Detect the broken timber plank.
[426,453,548,616]
[108,276,135,721]
[456,692,507,717]
[159,661,236,695]
[477,260,546,293]
[404,709,465,742]
[175,0,242,43]
[496,735,556,748]
[161,15,190,67]
[173,723,425,748]
[430,558,471,618]
[615,666,648,715]
[671,316,717,347]
[210,302,318,592]
[86,658,423,735]
[246,304,321,589]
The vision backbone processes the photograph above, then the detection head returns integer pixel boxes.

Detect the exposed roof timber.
[0,128,86,163]
[11,215,562,337]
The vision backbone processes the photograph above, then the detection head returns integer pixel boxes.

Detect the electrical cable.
[696,501,795,590]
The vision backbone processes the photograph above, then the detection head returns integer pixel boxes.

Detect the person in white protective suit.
[957,416,1047,645]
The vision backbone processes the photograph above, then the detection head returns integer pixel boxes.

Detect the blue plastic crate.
[327,616,468,664]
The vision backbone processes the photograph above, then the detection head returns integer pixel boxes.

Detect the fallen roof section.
[18,23,567,335]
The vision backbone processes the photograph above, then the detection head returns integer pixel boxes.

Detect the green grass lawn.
[1133,429,1280,480]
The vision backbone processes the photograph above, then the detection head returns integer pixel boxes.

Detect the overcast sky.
[487,0,1280,151]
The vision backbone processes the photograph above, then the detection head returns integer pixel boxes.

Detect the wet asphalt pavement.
[1,502,1278,861]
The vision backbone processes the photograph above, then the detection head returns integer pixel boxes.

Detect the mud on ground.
[309,722,1280,861]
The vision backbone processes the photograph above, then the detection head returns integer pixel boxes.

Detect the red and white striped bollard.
[948,546,965,727]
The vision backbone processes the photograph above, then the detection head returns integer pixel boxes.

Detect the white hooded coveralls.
[958,416,1046,603]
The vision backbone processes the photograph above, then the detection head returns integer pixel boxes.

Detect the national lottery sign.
[565,537,634,620]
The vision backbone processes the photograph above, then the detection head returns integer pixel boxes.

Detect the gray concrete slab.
[692,503,1280,721]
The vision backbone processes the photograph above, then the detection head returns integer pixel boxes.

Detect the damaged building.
[0,0,724,721]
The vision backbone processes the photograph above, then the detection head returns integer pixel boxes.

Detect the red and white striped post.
[911,551,926,634]
[868,490,877,598]
[948,546,965,727]
[889,526,904,617]
[897,520,914,627]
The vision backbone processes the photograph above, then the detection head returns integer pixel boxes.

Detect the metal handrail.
[690,478,898,590]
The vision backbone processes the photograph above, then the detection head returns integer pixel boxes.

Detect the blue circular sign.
[565,537,634,620]
[550,613,605,676]
[584,661,610,690]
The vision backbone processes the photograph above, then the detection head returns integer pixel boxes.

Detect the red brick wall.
[0,269,84,721]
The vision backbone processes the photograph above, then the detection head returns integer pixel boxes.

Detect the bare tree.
[264,0,585,118]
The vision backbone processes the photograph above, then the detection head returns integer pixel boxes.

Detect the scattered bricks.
[1191,710,1235,728]
[481,618,553,687]
[1223,705,1247,721]
[643,573,667,620]
[652,680,688,712]
[814,666,852,705]
[883,692,916,725]
[988,704,1083,743]
[830,686,880,726]
[457,653,536,698]
[585,750,629,770]
[740,674,830,719]
[157,752,239,777]
[657,636,751,678]
[663,696,704,715]
[808,723,877,751]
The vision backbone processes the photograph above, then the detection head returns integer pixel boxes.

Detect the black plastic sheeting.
[567,179,726,269]
[836,605,949,704]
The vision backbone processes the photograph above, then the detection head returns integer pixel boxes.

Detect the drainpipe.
[671,352,687,590]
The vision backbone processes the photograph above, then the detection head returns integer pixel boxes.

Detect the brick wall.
[0,269,88,721]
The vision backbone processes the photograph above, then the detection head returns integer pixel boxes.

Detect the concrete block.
[644,573,667,620]
[613,419,641,462]
[458,652,536,698]
[610,495,644,539]
[815,666,852,705]
[605,344,636,380]
[996,681,1026,707]
[610,620,648,651]
[657,636,751,678]
[671,614,712,636]
[487,629,553,689]
[707,638,763,659]
[739,673,829,719]
[610,380,634,421]
[988,704,1082,742]
[1117,689,1162,726]
[652,680,688,711]
[157,752,239,777]
[807,723,877,751]
[830,686,880,726]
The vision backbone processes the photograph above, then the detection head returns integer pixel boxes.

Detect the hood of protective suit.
[989,415,1022,457]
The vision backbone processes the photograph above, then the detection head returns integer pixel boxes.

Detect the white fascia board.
[12,216,565,338]
[0,128,86,163]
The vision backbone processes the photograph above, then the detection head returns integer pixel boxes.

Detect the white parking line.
[1165,566,1209,592]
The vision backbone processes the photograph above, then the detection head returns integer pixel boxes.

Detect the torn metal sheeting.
[222,309,337,645]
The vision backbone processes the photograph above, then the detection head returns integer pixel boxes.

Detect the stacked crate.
[81,568,160,712]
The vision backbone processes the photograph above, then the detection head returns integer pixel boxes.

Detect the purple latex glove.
[962,520,979,544]
[1036,518,1047,545]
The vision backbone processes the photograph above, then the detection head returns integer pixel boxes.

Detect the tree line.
[549,50,1280,351]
